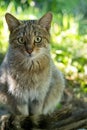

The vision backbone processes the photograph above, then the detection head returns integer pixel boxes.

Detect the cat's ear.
[5,13,20,32]
[38,12,53,31]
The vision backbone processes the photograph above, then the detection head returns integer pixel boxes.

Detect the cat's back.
[51,59,65,88]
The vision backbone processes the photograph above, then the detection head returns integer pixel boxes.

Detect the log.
[0,105,87,130]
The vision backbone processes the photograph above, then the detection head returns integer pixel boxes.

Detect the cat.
[0,12,65,116]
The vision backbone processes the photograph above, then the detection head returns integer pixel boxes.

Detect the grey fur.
[0,12,65,115]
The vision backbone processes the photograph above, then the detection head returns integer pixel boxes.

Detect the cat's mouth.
[25,48,33,57]
[25,51,32,57]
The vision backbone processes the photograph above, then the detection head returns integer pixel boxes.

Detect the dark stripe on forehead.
[21,20,38,25]
[21,20,38,32]
[12,20,36,34]
[24,20,38,33]
[30,20,37,24]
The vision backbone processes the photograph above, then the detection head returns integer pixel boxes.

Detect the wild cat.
[0,12,65,116]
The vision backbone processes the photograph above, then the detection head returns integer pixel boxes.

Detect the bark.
[0,105,87,130]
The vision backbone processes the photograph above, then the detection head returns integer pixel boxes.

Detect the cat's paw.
[0,114,15,130]
[0,115,10,130]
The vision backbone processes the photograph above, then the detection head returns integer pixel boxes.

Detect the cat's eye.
[18,37,24,44]
[34,36,42,43]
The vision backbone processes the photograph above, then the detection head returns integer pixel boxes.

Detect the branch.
[0,105,87,130]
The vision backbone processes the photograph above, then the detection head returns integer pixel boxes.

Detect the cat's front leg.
[0,66,7,92]
[0,91,21,115]
[42,79,65,115]
[0,74,18,115]
[29,99,43,115]
[17,103,29,116]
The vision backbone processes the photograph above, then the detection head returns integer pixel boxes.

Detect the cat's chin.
[27,53,32,57]
[24,51,33,57]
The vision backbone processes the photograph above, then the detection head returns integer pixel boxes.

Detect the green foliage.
[0,0,87,93]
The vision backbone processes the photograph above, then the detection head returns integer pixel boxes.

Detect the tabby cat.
[0,12,65,116]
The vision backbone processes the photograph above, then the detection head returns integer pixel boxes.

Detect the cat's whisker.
[36,61,41,70]
[28,60,34,72]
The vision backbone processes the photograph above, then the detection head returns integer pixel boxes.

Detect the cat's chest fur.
[7,63,51,103]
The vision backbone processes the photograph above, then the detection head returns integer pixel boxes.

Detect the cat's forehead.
[18,20,41,32]
[21,20,38,25]
[12,19,48,37]
[15,20,45,36]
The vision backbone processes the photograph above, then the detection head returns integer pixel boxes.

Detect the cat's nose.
[27,48,33,54]
[24,42,33,54]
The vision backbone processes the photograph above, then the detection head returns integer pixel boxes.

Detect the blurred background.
[0,0,87,106]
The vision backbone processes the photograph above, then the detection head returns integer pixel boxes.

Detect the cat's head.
[5,12,52,59]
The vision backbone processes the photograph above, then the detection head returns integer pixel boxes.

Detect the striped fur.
[0,12,65,116]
